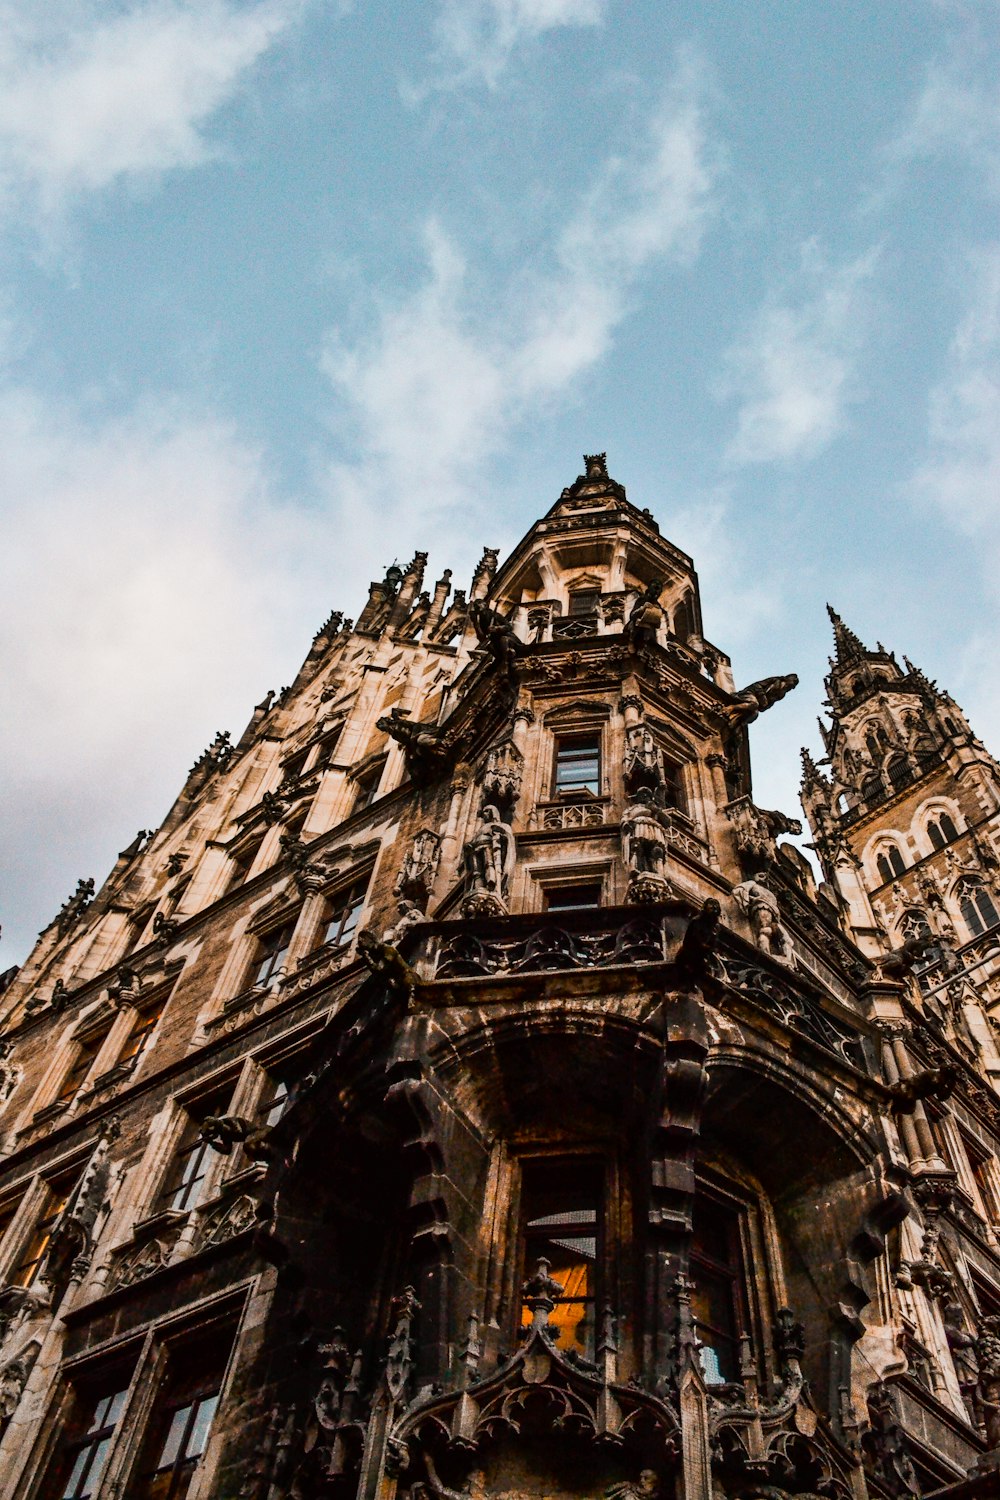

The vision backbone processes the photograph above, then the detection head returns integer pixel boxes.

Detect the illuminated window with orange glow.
[519,1159,600,1359]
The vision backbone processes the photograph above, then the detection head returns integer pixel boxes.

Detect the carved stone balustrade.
[423,907,689,981]
[532,795,609,831]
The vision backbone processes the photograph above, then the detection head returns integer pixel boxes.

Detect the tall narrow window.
[118,997,166,1070]
[690,1196,749,1386]
[323,874,370,948]
[352,763,384,813]
[250,922,294,988]
[553,735,601,798]
[960,885,1000,938]
[154,1099,227,1216]
[875,845,906,883]
[131,1330,232,1499]
[12,1176,75,1287]
[55,1031,108,1105]
[47,1380,132,1499]
[519,1159,601,1359]
[662,758,687,814]
[928,813,959,850]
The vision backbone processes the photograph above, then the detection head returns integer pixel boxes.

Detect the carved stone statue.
[394,829,441,907]
[462,805,515,917]
[673,900,722,989]
[624,579,665,652]
[0,1346,38,1422]
[623,721,665,797]
[733,879,792,964]
[381,898,425,948]
[606,1472,660,1500]
[480,737,523,819]
[975,1314,1000,1448]
[942,1301,980,1425]
[0,1043,21,1109]
[725,673,799,727]
[621,787,671,902]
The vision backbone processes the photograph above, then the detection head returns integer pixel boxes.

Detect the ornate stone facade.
[0,456,998,1496]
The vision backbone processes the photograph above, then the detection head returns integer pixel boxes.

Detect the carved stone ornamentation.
[385,1285,421,1404]
[394,829,441,908]
[197,1193,258,1248]
[725,795,802,872]
[480,738,523,821]
[467,598,521,685]
[109,1237,172,1290]
[0,1342,40,1424]
[461,805,515,918]
[53,878,95,935]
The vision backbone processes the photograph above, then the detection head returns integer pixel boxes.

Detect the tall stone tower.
[0,456,999,1499]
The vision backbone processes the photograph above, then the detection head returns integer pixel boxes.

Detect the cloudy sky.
[3,0,1000,962]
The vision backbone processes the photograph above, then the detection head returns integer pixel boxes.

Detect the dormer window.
[553,735,601,798]
[568,589,600,617]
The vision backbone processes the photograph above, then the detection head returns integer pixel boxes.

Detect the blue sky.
[4,0,1000,961]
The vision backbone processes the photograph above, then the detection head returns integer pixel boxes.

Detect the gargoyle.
[673,899,722,989]
[376,708,452,784]
[356,930,416,996]
[725,673,799,727]
[200,1114,275,1164]
[885,1065,959,1114]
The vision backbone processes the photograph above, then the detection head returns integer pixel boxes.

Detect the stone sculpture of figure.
[673,899,722,988]
[726,673,799,727]
[621,787,670,883]
[0,1348,37,1421]
[468,597,521,683]
[943,1302,980,1425]
[733,879,792,964]
[975,1315,1000,1448]
[462,805,515,917]
[414,1453,487,1500]
[607,1471,660,1500]
[624,579,665,652]
[382,898,425,948]
[623,722,664,796]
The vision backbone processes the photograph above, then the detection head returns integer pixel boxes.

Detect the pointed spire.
[826,604,867,664]
[800,747,825,789]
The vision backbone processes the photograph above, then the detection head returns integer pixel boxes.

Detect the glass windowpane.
[184,1393,219,1459]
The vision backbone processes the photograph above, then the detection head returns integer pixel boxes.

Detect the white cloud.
[887,29,1000,195]
[913,243,1000,552]
[910,243,1000,747]
[322,56,718,548]
[718,243,878,466]
[427,0,605,89]
[0,0,301,225]
[0,388,336,959]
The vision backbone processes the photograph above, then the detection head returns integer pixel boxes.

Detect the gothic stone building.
[3,455,1000,1500]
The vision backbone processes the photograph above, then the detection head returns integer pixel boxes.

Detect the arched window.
[928,812,959,850]
[960,884,1000,938]
[887,756,910,788]
[875,845,906,883]
[865,724,887,762]
[672,596,694,643]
